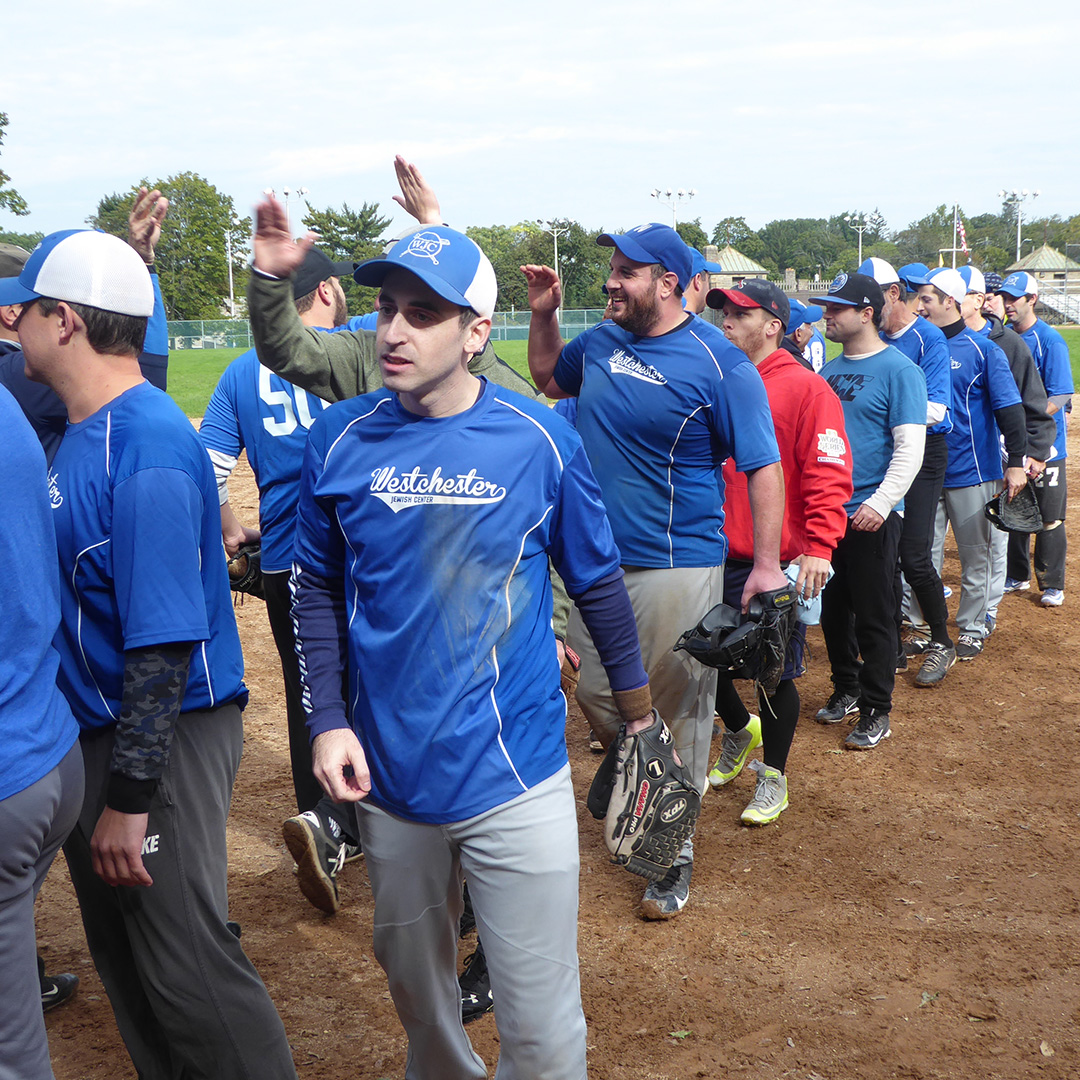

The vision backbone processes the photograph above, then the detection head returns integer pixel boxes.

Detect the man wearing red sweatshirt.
[704,280,853,823]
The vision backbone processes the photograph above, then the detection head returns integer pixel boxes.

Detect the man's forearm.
[745,462,785,568]
[527,310,568,399]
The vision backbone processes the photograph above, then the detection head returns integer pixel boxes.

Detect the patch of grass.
[167,348,247,417]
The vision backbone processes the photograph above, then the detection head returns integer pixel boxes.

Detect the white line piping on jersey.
[665,405,711,568]
[496,398,565,471]
[489,506,553,791]
[104,411,112,479]
[73,539,117,722]
[689,328,724,379]
[324,397,392,467]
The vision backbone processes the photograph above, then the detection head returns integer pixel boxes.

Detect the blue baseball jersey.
[49,382,246,730]
[293,378,621,824]
[882,314,952,435]
[804,327,826,373]
[942,328,1021,488]
[553,317,779,569]
[1019,319,1073,461]
[821,345,928,515]
[200,349,331,573]
[0,386,79,801]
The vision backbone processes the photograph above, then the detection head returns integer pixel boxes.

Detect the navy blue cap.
[809,271,884,311]
[705,278,790,330]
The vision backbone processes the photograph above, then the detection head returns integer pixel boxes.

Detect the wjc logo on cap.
[404,231,451,265]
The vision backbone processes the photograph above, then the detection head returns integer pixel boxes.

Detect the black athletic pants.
[894,432,952,647]
[821,514,902,715]
[1007,462,1068,591]
[264,570,357,844]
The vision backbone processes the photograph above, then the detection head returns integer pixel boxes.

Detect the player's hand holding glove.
[673,586,797,696]
[984,483,1043,534]
[227,543,266,601]
[587,710,700,881]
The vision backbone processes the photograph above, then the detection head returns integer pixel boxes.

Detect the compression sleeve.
[107,642,192,813]
[572,570,648,693]
[994,402,1028,468]
[290,564,350,740]
[864,423,925,520]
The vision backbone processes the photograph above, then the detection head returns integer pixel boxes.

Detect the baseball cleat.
[844,710,891,750]
[914,642,957,687]
[955,633,983,661]
[740,761,788,825]
[41,972,79,1012]
[283,811,347,915]
[1003,577,1030,593]
[815,690,859,724]
[708,714,762,787]
[459,942,494,1023]
[640,859,692,920]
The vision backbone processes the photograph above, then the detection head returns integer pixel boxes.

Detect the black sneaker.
[914,642,957,687]
[459,940,494,1023]
[815,690,859,724]
[844,710,891,750]
[955,633,983,661]
[283,810,347,914]
[41,972,79,1012]
[640,859,692,920]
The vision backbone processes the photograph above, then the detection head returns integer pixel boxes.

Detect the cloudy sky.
[3,0,1077,246]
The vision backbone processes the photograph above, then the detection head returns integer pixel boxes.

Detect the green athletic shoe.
[708,714,763,787]
[740,760,789,826]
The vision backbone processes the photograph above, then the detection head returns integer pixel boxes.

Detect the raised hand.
[128,187,168,265]
[252,193,315,277]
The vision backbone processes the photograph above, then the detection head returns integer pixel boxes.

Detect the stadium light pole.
[224,214,244,318]
[537,218,571,318]
[998,188,1040,262]
[281,186,310,231]
[650,188,697,228]
[843,211,884,265]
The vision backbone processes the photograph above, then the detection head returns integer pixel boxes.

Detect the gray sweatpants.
[911,480,1001,637]
[570,565,723,796]
[63,705,297,1080]
[0,742,83,1080]
[357,764,586,1080]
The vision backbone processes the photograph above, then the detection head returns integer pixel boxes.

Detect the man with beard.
[524,223,786,918]
[199,247,363,914]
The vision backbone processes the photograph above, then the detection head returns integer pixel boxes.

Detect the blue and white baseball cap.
[597,223,694,289]
[688,248,723,280]
[353,226,497,319]
[857,257,900,287]
[0,229,154,316]
[958,265,986,294]
[998,271,1039,298]
[897,262,933,291]
[925,267,966,305]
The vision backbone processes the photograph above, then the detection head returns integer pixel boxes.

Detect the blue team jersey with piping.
[553,317,779,569]
[941,328,1021,488]
[200,349,331,573]
[1019,319,1073,461]
[882,314,952,435]
[49,383,246,729]
[820,345,928,515]
[293,377,621,823]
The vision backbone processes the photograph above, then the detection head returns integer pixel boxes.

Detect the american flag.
[956,217,969,255]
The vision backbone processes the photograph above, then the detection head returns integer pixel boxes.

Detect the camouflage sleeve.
[106,643,193,814]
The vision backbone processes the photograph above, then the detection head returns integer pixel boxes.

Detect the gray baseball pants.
[0,741,83,1080]
[63,705,297,1080]
[910,480,1001,637]
[570,565,722,796]
[356,764,586,1080]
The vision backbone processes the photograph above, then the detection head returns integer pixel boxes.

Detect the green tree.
[892,204,956,268]
[88,173,251,320]
[0,229,43,251]
[0,113,28,217]
[301,200,392,315]
[675,217,708,251]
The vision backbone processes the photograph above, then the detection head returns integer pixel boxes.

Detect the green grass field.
[168,327,1080,418]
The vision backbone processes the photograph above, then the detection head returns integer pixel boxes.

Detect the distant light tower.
[998,188,1040,262]
[282,186,309,230]
[650,188,697,229]
[843,211,884,265]
[536,218,572,317]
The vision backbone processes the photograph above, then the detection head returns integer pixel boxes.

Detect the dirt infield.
[38,443,1080,1080]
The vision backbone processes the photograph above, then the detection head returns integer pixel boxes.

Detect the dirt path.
[38,439,1080,1080]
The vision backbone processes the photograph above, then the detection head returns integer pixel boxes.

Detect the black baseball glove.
[587,710,700,881]
[227,543,266,601]
[984,484,1043,533]
[673,586,797,695]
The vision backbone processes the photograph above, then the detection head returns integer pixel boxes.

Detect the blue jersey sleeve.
[112,468,212,650]
[293,423,347,580]
[553,325,596,396]
[985,340,1023,412]
[198,363,244,459]
[1040,330,1074,398]
[138,272,169,391]
[918,325,951,411]
[712,361,780,471]
[888,360,929,428]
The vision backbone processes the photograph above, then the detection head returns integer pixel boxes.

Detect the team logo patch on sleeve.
[606,348,667,385]
[368,465,507,512]
[816,428,847,464]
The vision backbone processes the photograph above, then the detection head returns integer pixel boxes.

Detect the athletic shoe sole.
[741,794,789,826]
[283,817,341,914]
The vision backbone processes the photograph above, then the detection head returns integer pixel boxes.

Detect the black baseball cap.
[706,278,790,331]
[809,271,884,313]
[292,247,354,299]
